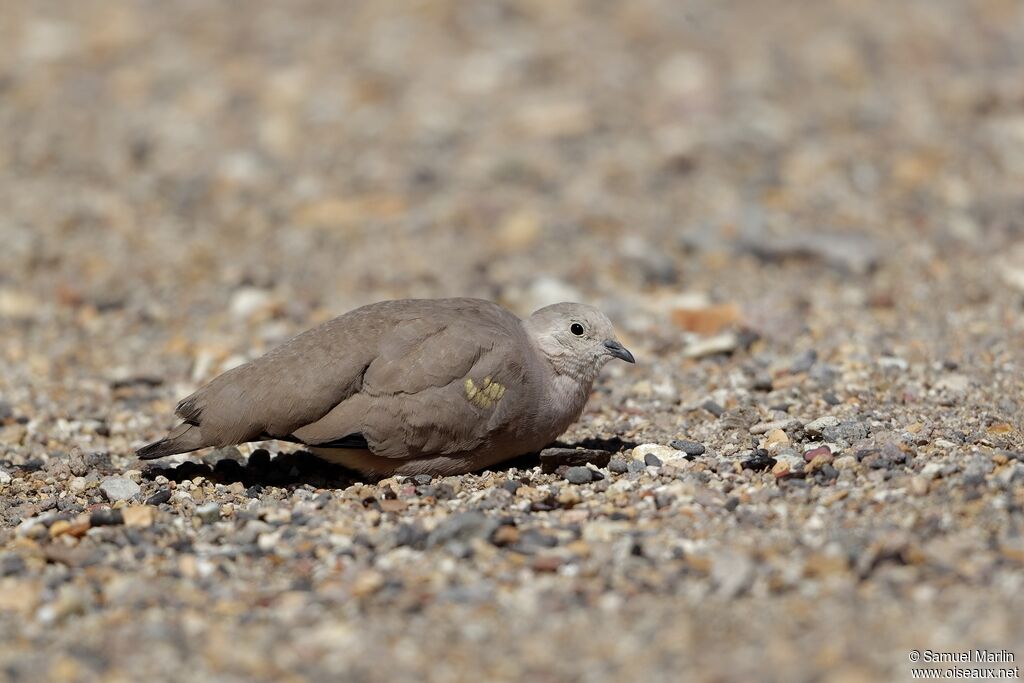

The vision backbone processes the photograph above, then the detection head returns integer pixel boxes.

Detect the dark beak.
[603,339,635,364]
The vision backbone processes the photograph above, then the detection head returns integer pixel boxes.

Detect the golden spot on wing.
[464,377,506,408]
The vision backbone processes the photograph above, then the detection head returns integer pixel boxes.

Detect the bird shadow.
[140,449,361,490]
[553,436,639,453]
[493,436,638,473]
[140,437,638,489]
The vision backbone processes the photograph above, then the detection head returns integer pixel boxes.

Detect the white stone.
[230,287,272,320]
[99,476,141,502]
[683,332,739,359]
[803,416,839,436]
[631,443,687,462]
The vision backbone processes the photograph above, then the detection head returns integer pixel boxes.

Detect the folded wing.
[293,311,532,459]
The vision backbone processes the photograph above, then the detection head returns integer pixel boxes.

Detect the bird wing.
[173,303,393,446]
[291,311,533,459]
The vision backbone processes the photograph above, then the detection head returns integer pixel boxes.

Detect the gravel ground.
[3,1,1024,681]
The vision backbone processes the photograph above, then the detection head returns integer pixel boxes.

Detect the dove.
[136,298,635,476]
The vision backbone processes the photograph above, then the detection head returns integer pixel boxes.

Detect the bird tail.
[136,423,207,460]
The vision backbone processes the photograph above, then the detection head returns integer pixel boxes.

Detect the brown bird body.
[137,298,634,476]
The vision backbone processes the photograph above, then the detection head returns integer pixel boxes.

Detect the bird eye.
[570,323,585,336]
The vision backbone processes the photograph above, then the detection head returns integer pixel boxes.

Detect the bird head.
[526,302,635,382]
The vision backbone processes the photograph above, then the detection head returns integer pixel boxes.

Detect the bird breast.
[539,373,593,436]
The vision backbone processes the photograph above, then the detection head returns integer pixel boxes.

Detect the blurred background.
[3,0,1024,381]
[3,1,1024,681]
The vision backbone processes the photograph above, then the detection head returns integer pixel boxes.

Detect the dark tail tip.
[136,439,176,460]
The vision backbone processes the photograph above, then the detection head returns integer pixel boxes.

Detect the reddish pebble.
[532,555,565,572]
[804,446,832,462]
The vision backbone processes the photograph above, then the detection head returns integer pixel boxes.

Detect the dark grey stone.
[89,508,124,527]
[564,466,594,484]
[822,421,870,444]
[670,440,706,457]
[608,457,629,474]
[626,459,646,473]
[702,400,726,418]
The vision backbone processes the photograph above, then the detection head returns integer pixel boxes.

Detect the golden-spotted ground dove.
[137,298,634,476]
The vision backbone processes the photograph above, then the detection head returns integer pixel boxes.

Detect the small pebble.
[632,443,683,463]
[818,463,839,479]
[749,419,800,435]
[89,508,124,527]
[764,428,790,448]
[702,400,726,418]
[803,416,839,437]
[804,446,832,462]
[490,524,520,547]
[643,453,663,467]
[804,454,831,474]
[670,440,705,457]
[145,489,172,506]
[122,506,155,528]
[564,466,595,484]
[833,455,858,471]
[822,421,869,444]
[772,453,804,478]
[196,502,222,524]
[99,476,141,503]
[741,450,776,472]
[558,487,582,505]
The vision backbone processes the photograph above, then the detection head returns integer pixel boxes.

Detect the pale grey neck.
[524,322,601,434]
